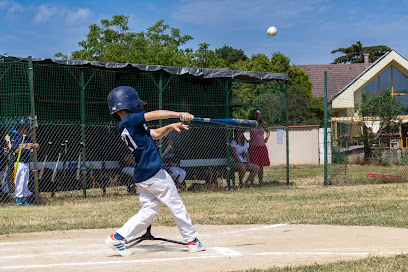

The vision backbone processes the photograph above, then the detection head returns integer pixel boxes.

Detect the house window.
[362,65,408,109]
[393,67,408,94]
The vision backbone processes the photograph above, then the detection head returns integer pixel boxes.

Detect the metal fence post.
[324,71,328,186]
[80,68,87,197]
[222,80,232,190]
[28,56,39,205]
[285,81,290,186]
[158,74,163,154]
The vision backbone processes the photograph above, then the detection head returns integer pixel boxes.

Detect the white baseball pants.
[116,169,198,243]
[14,162,32,198]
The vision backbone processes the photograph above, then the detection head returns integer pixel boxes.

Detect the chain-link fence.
[326,66,408,185]
[0,56,289,205]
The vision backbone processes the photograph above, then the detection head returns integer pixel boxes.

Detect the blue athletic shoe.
[15,198,23,206]
[188,238,206,252]
[105,234,128,256]
[21,197,31,206]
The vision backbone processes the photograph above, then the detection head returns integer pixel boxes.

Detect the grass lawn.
[235,255,408,272]
[1,164,407,271]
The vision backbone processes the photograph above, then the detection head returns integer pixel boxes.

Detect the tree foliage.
[55,15,320,126]
[232,52,321,126]
[189,43,226,68]
[355,90,405,163]
[215,45,248,67]
[58,16,193,66]
[331,41,391,64]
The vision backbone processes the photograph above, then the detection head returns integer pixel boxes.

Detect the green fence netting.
[0,57,289,205]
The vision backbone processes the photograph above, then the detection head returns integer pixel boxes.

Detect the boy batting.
[105,86,205,256]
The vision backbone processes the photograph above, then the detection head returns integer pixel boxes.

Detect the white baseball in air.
[267,26,277,37]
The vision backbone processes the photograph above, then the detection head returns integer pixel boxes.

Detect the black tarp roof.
[3,56,288,83]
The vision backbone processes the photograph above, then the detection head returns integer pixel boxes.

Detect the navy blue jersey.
[11,135,32,163]
[117,112,164,183]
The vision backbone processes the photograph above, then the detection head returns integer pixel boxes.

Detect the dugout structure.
[0,55,288,204]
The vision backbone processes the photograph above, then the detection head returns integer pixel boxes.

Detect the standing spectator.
[230,128,259,188]
[248,108,270,186]
[11,118,40,206]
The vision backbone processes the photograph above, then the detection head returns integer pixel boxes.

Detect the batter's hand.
[180,112,194,123]
[172,122,189,133]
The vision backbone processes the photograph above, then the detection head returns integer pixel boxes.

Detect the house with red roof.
[297,50,408,151]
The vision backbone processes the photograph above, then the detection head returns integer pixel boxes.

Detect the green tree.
[140,19,193,66]
[215,45,248,67]
[331,41,391,64]
[355,90,405,163]
[56,16,193,66]
[190,43,226,68]
[67,15,137,62]
[253,91,286,126]
[232,52,321,126]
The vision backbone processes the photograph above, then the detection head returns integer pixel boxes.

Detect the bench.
[179,158,240,188]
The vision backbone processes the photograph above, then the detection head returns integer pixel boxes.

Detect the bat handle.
[193,117,210,122]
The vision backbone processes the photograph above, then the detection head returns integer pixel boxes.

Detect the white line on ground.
[255,252,370,256]
[263,223,288,229]
[0,238,101,246]
[211,247,242,256]
[0,255,222,270]
[2,250,406,270]
[0,249,111,259]
[200,223,287,237]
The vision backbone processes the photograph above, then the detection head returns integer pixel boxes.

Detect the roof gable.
[331,50,408,109]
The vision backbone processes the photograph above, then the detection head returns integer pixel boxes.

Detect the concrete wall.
[245,125,320,165]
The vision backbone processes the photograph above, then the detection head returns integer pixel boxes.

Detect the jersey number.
[121,129,138,152]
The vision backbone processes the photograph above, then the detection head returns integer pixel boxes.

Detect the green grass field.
[237,255,408,272]
[1,164,407,271]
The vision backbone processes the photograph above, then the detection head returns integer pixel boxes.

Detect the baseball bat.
[11,134,26,183]
[39,141,52,180]
[76,142,83,181]
[51,143,64,197]
[62,140,68,175]
[193,117,258,128]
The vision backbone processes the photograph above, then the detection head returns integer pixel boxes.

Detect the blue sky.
[1,0,407,65]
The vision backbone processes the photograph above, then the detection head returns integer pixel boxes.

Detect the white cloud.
[65,8,93,25]
[33,5,92,25]
[0,0,24,16]
[33,5,61,24]
[0,1,10,10]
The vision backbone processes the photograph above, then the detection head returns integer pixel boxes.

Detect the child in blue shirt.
[11,118,40,206]
[105,86,205,256]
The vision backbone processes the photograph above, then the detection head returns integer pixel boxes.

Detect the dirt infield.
[1,224,408,272]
